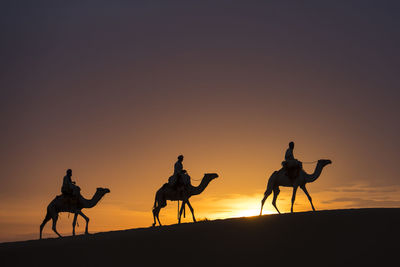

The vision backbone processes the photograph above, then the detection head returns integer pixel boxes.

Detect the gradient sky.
[1,0,400,242]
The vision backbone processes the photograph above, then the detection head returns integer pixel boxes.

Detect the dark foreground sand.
[1,208,399,266]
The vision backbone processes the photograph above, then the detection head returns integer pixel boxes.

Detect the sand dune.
[1,208,398,266]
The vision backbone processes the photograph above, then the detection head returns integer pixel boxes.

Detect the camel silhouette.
[260,159,331,215]
[39,187,110,239]
[152,173,218,226]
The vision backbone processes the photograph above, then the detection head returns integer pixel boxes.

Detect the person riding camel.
[61,169,80,204]
[282,142,302,182]
[174,155,185,179]
[168,155,189,196]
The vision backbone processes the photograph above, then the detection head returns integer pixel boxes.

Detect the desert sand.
[1,208,398,266]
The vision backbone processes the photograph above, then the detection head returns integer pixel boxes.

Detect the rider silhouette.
[174,155,187,186]
[61,169,80,202]
[174,155,185,177]
[285,142,295,161]
[169,155,189,197]
[282,142,302,182]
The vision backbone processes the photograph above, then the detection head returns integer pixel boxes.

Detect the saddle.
[165,174,190,198]
[168,173,191,187]
[282,160,303,182]
[60,193,80,209]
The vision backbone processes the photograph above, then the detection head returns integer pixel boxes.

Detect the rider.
[170,155,188,195]
[174,155,185,178]
[282,142,302,181]
[285,141,295,161]
[61,169,80,201]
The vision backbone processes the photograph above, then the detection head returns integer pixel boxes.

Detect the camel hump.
[161,183,169,190]
[276,168,285,175]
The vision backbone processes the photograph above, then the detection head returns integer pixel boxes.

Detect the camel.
[152,173,219,226]
[39,187,110,239]
[260,159,331,215]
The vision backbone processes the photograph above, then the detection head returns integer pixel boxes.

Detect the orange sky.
[1,1,400,242]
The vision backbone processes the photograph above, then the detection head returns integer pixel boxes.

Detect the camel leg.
[152,206,162,226]
[78,211,90,234]
[153,199,166,226]
[179,201,186,224]
[156,207,162,226]
[291,186,298,213]
[186,200,196,222]
[39,212,51,239]
[301,185,315,211]
[152,207,158,227]
[260,189,273,216]
[51,214,62,238]
[272,187,281,214]
[152,199,160,227]
[72,213,78,236]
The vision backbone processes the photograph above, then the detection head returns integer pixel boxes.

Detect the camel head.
[96,187,111,196]
[204,173,219,181]
[318,159,332,167]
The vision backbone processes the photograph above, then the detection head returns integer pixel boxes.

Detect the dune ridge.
[1,208,398,266]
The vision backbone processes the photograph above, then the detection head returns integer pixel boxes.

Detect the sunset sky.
[1,1,400,242]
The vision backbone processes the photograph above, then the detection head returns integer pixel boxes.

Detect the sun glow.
[232,208,267,218]
[193,194,277,220]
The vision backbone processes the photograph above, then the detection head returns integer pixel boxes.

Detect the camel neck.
[190,176,211,196]
[80,191,103,209]
[306,162,324,183]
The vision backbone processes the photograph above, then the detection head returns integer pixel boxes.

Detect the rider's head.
[289,142,294,149]
[178,155,184,161]
[66,169,72,176]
